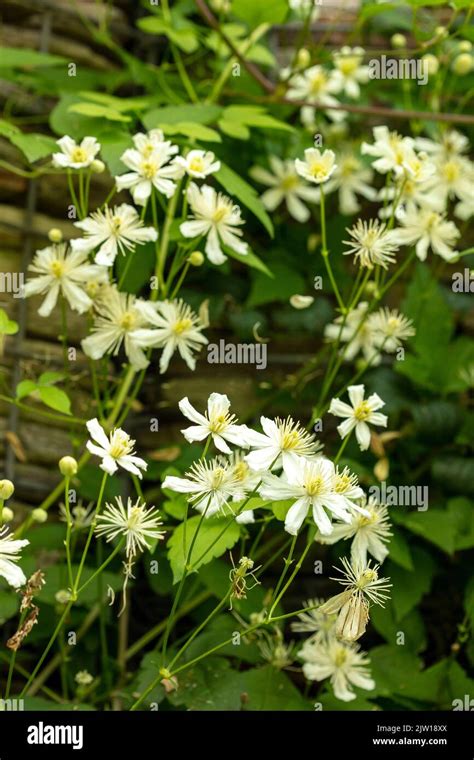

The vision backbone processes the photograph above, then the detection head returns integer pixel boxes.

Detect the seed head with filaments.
[95,496,165,559]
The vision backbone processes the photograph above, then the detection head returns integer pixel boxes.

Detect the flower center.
[443,161,460,183]
[305,475,324,497]
[141,161,157,179]
[173,318,192,335]
[358,568,378,588]
[339,57,359,75]
[334,474,351,493]
[71,147,88,163]
[189,156,205,173]
[50,260,65,278]
[120,311,136,330]
[111,216,122,234]
[127,507,142,530]
[281,174,299,191]
[310,71,326,94]
[233,461,249,481]
[354,401,372,421]
[209,413,229,433]
[212,206,229,223]
[309,161,328,180]
[281,429,300,449]
[108,430,133,458]
[211,467,226,489]
[334,648,348,667]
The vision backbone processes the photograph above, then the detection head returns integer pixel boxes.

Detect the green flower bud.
[0,480,14,500]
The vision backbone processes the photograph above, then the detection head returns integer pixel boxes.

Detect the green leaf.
[68,102,132,123]
[371,600,426,652]
[224,245,273,277]
[432,457,474,498]
[248,262,304,306]
[161,122,221,142]
[448,498,474,551]
[218,119,250,140]
[388,525,413,570]
[232,0,288,26]
[78,91,153,113]
[16,380,37,400]
[399,510,457,555]
[216,163,274,237]
[143,104,222,129]
[9,133,57,162]
[38,371,64,386]
[0,590,20,623]
[222,105,294,132]
[369,645,423,699]
[137,17,199,53]
[38,386,71,415]
[0,47,67,68]
[387,548,435,621]
[0,308,19,336]
[167,515,240,583]
[223,666,311,710]
[0,119,20,137]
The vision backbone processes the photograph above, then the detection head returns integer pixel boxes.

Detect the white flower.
[131,298,208,374]
[343,219,399,270]
[332,47,369,98]
[23,244,108,317]
[227,451,262,508]
[324,302,381,365]
[295,148,337,185]
[414,129,470,161]
[71,204,158,267]
[52,136,101,169]
[95,496,164,558]
[291,598,337,643]
[393,208,460,262]
[329,385,387,451]
[130,129,168,157]
[367,308,415,353]
[173,150,221,179]
[180,183,247,265]
[287,65,345,122]
[299,637,375,701]
[319,557,391,641]
[250,157,319,222]
[260,456,355,536]
[324,151,376,215]
[361,125,415,175]
[377,154,440,219]
[332,466,366,510]
[81,287,154,370]
[245,416,323,474]
[290,295,314,309]
[116,137,181,205]
[162,458,237,517]
[0,527,29,588]
[75,670,94,686]
[318,496,392,565]
[178,394,250,454]
[86,418,147,478]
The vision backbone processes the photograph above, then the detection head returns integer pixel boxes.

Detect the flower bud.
[459,41,472,53]
[91,159,105,174]
[31,508,48,524]
[59,456,78,477]
[335,595,369,642]
[435,25,448,39]
[421,54,439,76]
[2,507,14,522]
[55,589,72,604]
[75,670,93,686]
[0,480,14,500]
[452,53,473,75]
[48,228,63,244]
[391,33,407,49]
[187,251,205,267]
[296,48,311,68]
[290,294,314,310]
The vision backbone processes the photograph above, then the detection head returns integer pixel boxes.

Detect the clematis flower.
[178,394,251,453]
[52,136,101,169]
[86,418,147,478]
[329,385,387,451]
[0,527,29,588]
